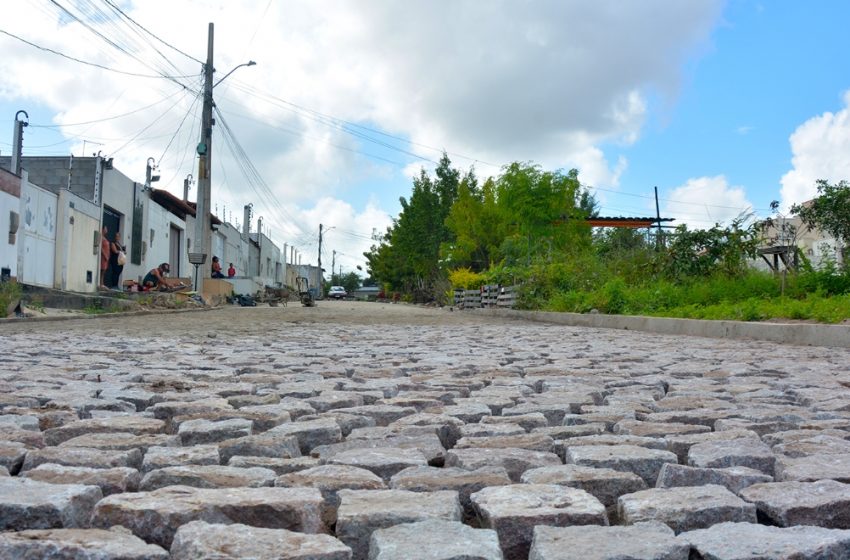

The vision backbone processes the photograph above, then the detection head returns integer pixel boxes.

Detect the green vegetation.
[0,281,23,316]
[365,157,850,323]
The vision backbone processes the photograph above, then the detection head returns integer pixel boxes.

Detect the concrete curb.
[0,306,213,325]
[477,308,850,349]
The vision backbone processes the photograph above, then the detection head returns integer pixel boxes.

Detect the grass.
[543,271,850,324]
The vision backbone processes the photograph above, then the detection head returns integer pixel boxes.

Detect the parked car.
[328,286,347,299]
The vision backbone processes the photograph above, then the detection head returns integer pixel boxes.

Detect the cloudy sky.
[1,0,849,274]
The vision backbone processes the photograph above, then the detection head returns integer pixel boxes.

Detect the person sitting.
[142,262,170,290]
[211,256,225,278]
[227,263,236,278]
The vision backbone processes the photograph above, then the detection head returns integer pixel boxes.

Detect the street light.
[214,60,257,88]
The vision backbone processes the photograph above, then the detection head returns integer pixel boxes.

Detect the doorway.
[169,225,182,277]
[102,206,121,240]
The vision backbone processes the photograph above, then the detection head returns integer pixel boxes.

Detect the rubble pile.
[1,319,850,559]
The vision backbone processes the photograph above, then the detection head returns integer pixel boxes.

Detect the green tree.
[791,180,850,249]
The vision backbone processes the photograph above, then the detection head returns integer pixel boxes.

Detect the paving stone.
[389,465,511,521]
[521,464,646,508]
[324,447,428,481]
[614,420,711,438]
[559,433,667,450]
[455,433,555,453]
[687,437,776,476]
[147,398,234,423]
[139,465,277,490]
[618,485,756,534]
[218,431,302,463]
[714,418,800,437]
[445,447,562,482]
[529,522,687,560]
[0,477,103,530]
[23,464,140,495]
[368,518,502,560]
[761,428,850,447]
[436,403,493,423]
[171,520,352,559]
[141,444,219,473]
[312,434,446,466]
[43,416,166,446]
[229,455,321,475]
[565,444,677,486]
[0,413,40,431]
[332,405,417,427]
[276,465,386,526]
[307,391,365,413]
[267,418,344,454]
[2,427,45,448]
[0,441,28,474]
[532,423,607,440]
[336,489,461,560]
[0,466,8,476]
[177,417,253,446]
[772,434,850,457]
[739,480,850,528]
[664,429,761,463]
[775,453,850,482]
[480,412,549,432]
[460,423,527,438]
[59,432,180,452]
[680,521,850,560]
[91,485,325,548]
[244,401,315,421]
[21,446,142,471]
[656,463,772,493]
[470,484,607,560]
[0,527,169,559]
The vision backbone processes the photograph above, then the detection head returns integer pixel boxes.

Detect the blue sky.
[2,1,850,270]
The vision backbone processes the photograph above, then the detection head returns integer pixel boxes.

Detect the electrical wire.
[0,28,195,80]
[100,0,202,64]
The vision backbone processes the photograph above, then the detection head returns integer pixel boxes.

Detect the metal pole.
[194,22,215,294]
[654,186,662,251]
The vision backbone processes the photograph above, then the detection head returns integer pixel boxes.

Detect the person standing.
[109,232,125,289]
[227,263,236,278]
[99,226,110,289]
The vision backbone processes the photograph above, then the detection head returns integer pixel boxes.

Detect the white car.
[328,286,347,299]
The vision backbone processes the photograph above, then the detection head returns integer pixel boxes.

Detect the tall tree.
[791,180,850,248]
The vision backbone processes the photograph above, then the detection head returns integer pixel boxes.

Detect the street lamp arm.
[213,60,256,88]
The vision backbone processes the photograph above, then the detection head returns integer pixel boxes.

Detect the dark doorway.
[169,225,182,277]
[102,206,121,239]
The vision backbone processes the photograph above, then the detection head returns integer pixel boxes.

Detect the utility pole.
[331,250,336,283]
[317,224,324,297]
[654,186,662,251]
[192,23,215,293]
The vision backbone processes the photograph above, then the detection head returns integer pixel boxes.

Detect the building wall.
[55,189,100,293]
[0,156,99,202]
[145,201,188,282]
[756,216,845,271]
[101,168,146,281]
[0,170,21,281]
[19,177,57,288]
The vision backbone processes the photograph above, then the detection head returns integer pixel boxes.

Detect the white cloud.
[0,0,723,261]
[663,176,754,229]
[780,90,850,211]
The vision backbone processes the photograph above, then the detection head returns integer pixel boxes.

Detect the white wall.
[54,189,100,293]
[146,201,187,280]
[0,189,19,280]
[19,178,57,288]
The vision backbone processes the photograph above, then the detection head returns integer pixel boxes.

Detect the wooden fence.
[453,285,518,309]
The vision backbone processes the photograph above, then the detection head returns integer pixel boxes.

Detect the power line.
[0,27,195,80]
[100,0,202,64]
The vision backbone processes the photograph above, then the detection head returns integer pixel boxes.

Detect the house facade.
[0,155,300,298]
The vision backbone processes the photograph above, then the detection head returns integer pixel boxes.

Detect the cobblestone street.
[2,302,850,559]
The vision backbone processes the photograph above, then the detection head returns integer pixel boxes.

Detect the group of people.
[100,231,234,292]
[211,256,236,279]
[99,227,126,290]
